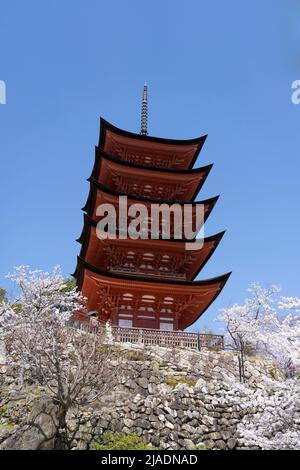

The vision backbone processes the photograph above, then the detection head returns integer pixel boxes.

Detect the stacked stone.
[0,344,294,451]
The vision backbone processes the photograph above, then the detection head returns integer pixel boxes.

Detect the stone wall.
[0,342,296,450]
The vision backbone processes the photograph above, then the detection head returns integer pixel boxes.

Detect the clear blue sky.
[0,0,299,332]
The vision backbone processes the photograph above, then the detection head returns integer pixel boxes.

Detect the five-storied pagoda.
[73,86,230,331]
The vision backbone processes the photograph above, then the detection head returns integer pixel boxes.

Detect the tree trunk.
[238,347,246,383]
[54,407,68,450]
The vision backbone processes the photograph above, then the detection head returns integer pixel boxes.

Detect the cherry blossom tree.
[218,375,300,450]
[0,266,118,449]
[219,283,300,381]
[238,378,300,450]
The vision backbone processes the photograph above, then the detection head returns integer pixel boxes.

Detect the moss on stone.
[91,432,157,450]
[164,375,197,388]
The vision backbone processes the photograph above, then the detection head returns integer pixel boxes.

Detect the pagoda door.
[135,315,157,330]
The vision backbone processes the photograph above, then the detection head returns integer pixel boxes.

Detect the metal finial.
[140,84,148,135]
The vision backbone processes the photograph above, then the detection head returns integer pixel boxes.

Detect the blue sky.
[0,0,299,332]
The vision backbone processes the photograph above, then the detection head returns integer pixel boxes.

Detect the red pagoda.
[73,86,230,331]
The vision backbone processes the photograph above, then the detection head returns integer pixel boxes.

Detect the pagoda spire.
[140,84,148,136]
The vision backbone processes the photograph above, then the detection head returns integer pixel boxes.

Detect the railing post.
[197,334,201,351]
[138,329,143,344]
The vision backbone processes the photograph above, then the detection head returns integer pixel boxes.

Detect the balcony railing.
[78,323,224,351]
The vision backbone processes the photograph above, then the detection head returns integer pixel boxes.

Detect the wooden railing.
[78,323,224,351]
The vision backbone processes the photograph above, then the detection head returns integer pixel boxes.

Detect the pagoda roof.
[75,213,225,281]
[82,179,219,224]
[99,118,207,170]
[74,257,231,330]
[90,148,212,202]
[94,147,212,175]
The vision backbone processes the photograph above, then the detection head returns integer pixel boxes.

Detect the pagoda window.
[161,308,173,313]
[118,318,133,327]
[122,293,133,299]
[160,322,174,331]
[117,311,134,327]
[141,295,155,303]
[140,264,154,269]
[143,252,154,258]
[164,296,174,300]
[139,306,155,312]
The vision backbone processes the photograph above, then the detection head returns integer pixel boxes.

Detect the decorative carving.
[102,245,196,279]
[97,200,191,239]
[110,289,193,319]
[93,284,120,322]
[111,143,186,168]
[111,173,186,200]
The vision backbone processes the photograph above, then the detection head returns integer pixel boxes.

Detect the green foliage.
[0,406,15,430]
[123,350,145,361]
[269,368,278,380]
[192,443,214,450]
[11,303,22,314]
[243,342,257,357]
[62,278,77,293]
[92,432,156,450]
[0,405,7,417]
[203,443,214,450]
[164,375,197,389]
[0,422,15,432]
[0,288,6,303]
[158,361,170,370]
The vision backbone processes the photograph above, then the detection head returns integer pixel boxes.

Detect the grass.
[164,376,197,388]
[192,443,214,450]
[122,350,146,361]
[91,432,157,450]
